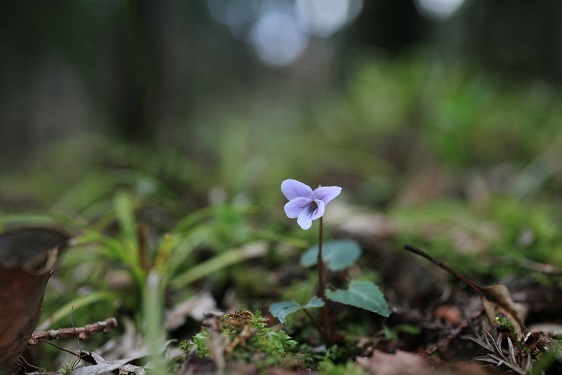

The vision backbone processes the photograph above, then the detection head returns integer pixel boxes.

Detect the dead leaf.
[356,350,431,375]
[69,352,145,375]
[336,212,397,240]
[71,341,175,375]
[325,201,397,240]
[0,227,70,371]
[527,323,562,337]
[95,319,146,360]
[165,290,218,330]
[479,284,527,338]
[434,304,463,326]
[119,364,146,374]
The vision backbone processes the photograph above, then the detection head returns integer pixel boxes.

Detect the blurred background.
[0,0,561,214]
[2,2,562,368]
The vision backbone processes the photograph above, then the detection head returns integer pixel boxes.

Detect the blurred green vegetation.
[2,51,561,309]
[3,55,561,209]
[184,310,303,370]
[1,54,561,370]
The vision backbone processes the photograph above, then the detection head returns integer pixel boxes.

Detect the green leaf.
[326,280,389,317]
[0,213,82,231]
[38,291,115,330]
[114,191,137,243]
[269,296,324,324]
[300,240,361,271]
[170,243,267,289]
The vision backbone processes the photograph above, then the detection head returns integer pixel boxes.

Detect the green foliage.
[183,311,302,369]
[271,231,388,333]
[380,323,423,349]
[59,359,79,375]
[422,76,558,169]
[185,329,211,357]
[390,196,562,279]
[65,195,263,299]
[143,271,165,355]
[318,358,367,375]
[39,292,115,330]
[0,213,82,232]
[495,315,519,341]
[390,200,504,276]
[392,323,422,336]
[300,240,362,271]
[326,280,389,317]
[271,238,388,326]
[530,340,562,375]
[489,198,562,266]
[347,57,561,171]
[36,189,279,333]
[269,296,325,324]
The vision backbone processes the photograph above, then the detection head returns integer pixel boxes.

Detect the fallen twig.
[419,310,484,358]
[28,318,118,345]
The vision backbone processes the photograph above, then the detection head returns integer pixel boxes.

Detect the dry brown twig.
[28,317,118,345]
[419,310,484,358]
[403,244,528,339]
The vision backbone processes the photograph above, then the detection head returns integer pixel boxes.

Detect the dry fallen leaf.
[69,352,146,375]
[358,350,493,375]
[0,227,70,371]
[356,350,431,375]
[165,290,218,330]
[434,304,463,326]
[95,319,145,360]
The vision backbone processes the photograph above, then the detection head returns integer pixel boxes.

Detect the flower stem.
[317,217,332,344]
[317,217,325,299]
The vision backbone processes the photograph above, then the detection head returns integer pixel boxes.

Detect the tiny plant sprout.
[272,179,389,345]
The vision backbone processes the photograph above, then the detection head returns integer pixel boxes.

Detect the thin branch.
[419,310,483,358]
[28,317,118,345]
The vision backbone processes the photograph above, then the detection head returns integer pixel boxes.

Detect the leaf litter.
[4,209,562,374]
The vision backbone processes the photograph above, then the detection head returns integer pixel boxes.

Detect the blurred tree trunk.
[353,0,562,84]
[354,0,425,55]
[112,0,150,143]
[107,0,194,144]
[457,0,562,84]
[0,0,201,162]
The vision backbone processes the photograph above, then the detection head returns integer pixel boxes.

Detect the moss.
[183,310,308,370]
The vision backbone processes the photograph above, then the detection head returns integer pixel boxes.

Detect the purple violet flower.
[281,179,342,230]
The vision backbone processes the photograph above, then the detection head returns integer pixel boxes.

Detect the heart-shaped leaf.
[269,296,324,324]
[300,240,361,271]
[326,280,389,317]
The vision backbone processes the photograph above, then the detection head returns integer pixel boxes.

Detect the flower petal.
[281,179,314,201]
[310,199,325,220]
[296,200,325,230]
[284,197,312,218]
[314,186,342,206]
[297,211,313,230]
